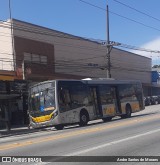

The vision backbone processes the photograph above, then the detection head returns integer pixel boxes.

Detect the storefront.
[0,80,28,130]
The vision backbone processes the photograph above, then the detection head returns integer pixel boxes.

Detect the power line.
[99,40,160,54]
[0,20,90,42]
[79,0,106,11]
[112,41,160,53]
[1,2,160,57]
[0,35,158,69]
[0,23,106,52]
[1,20,160,55]
[79,0,160,32]
[0,49,150,72]
[0,55,150,73]
[113,0,160,22]
[0,27,159,57]
[0,44,153,70]
[0,19,158,72]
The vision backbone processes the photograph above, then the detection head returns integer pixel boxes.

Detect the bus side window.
[59,88,71,112]
[59,88,65,104]
[59,89,71,104]
[64,89,71,104]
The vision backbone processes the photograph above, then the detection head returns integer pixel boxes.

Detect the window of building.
[24,52,31,61]
[32,54,40,63]
[24,52,47,64]
[40,55,47,64]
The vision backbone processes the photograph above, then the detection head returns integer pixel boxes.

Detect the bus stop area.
[0,80,29,131]
[0,125,30,138]
[0,125,35,138]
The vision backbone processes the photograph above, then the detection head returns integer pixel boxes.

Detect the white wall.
[0,20,14,71]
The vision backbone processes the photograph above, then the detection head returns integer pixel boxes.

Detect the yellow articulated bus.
[28,79,145,130]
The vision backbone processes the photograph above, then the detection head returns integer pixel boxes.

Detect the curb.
[0,128,38,138]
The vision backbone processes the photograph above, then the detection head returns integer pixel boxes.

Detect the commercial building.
[0,19,152,81]
[0,19,152,128]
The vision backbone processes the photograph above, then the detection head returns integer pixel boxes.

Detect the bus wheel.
[79,112,89,127]
[55,124,64,130]
[102,117,112,122]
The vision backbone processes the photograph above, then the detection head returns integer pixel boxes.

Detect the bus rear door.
[111,86,122,114]
[90,86,103,118]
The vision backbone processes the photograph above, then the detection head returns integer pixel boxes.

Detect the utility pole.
[102,5,120,77]
[106,5,112,78]
[9,0,16,72]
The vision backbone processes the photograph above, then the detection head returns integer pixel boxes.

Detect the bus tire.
[54,124,64,130]
[102,117,112,122]
[79,111,89,127]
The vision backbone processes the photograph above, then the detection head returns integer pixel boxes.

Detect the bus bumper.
[30,117,59,129]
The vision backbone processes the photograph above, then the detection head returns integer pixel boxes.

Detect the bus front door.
[111,87,121,114]
[90,87,102,118]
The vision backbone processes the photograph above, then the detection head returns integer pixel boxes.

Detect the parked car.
[150,96,158,105]
[144,96,151,106]
[157,95,160,104]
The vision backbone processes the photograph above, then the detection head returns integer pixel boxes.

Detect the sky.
[1,0,160,65]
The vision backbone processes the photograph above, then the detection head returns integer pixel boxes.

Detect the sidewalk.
[0,125,37,138]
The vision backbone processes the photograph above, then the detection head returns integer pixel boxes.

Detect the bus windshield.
[29,82,56,113]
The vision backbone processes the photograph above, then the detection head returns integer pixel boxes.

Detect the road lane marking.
[65,128,160,156]
[1,113,160,151]
[30,127,160,165]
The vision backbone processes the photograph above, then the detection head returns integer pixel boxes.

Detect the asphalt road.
[0,104,160,165]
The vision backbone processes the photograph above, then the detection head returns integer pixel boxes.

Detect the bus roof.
[83,79,141,85]
[29,79,141,89]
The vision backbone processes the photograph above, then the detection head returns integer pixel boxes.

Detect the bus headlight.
[51,111,58,119]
